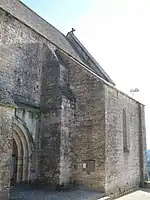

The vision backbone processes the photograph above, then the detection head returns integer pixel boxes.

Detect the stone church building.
[0,0,148,199]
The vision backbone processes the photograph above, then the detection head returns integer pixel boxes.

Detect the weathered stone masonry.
[0,0,148,199]
[104,86,146,197]
[0,106,14,200]
[56,51,106,191]
[57,50,148,195]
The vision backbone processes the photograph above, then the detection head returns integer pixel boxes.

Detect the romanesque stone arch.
[11,118,35,183]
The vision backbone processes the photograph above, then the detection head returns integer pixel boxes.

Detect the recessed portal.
[10,121,33,185]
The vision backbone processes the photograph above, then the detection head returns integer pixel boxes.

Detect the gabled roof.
[66,31,115,85]
[0,0,115,85]
[0,0,82,61]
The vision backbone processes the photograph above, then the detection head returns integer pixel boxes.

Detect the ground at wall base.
[115,188,150,200]
[9,184,106,200]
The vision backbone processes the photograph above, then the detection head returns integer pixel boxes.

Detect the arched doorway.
[11,119,34,185]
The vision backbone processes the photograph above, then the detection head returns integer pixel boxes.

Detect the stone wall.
[0,106,14,200]
[59,63,75,186]
[39,47,74,188]
[0,9,52,186]
[104,85,144,197]
[15,108,40,181]
[15,108,40,142]
[139,105,148,186]
[0,8,49,106]
[59,96,74,186]
[0,7,75,188]
[59,53,106,191]
[57,50,147,196]
[0,3,147,197]
[39,46,61,187]
[0,0,81,61]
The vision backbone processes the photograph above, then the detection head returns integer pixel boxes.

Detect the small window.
[87,160,95,172]
[123,109,129,152]
[82,160,95,174]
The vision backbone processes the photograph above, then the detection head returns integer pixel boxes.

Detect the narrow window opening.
[123,109,129,152]
[82,160,95,174]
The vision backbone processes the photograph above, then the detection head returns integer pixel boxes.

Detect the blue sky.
[21,0,93,33]
[22,0,150,148]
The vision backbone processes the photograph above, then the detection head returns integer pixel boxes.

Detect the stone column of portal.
[22,157,28,182]
[17,157,23,183]
[28,155,35,182]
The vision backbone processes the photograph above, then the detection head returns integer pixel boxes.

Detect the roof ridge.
[0,0,81,61]
[66,31,115,85]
